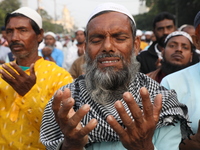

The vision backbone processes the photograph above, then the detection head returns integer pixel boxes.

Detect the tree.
[37,8,65,33]
[0,0,21,27]
[134,0,200,30]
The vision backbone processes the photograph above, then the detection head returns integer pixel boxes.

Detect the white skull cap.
[87,2,136,26]
[11,7,42,29]
[45,31,56,39]
[164,31,193,44]
[75,27,85,33]
[136,29,143,36]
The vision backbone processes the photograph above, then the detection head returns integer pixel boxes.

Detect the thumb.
[30,63,36,77]
[197,120,200,135]
[153,94,162,123]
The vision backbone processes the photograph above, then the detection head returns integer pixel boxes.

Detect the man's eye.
[6,30,12,34]
[183,46,189,50]
[21,29,27,32]
[169,44,175,48]
[90,38,101,43]
[116,38,126,41]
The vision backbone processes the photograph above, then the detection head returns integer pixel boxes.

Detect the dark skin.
[1,62,36,96]
[76,30,86,56]
[53,87,162,150]
[53,12,162,150]
[0,16,44,96]
[42,46,56,63]
[0,60,5,64]
[179,121,200,150]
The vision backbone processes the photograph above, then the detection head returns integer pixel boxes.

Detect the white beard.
[84,52,140,105]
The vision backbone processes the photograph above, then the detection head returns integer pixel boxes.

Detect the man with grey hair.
[40,2,192,150]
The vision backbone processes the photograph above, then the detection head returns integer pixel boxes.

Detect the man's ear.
[38,29,44,44]
[190,52,193,63]
[192,35,200,50]
[134,36,140,55]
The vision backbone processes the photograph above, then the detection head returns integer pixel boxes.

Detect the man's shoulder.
[133,72,161,90]
[164,63,199,80]
[36,58,67,72]
[137,43,157,61]
[53,47,63,53]
[0,45,11,52]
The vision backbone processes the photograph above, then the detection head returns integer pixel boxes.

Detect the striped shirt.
[40,73,192,150]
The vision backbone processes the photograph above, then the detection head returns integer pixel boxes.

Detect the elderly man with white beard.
[40,3,192,150]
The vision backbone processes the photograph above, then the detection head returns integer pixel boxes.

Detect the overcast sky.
[28,0,140,28]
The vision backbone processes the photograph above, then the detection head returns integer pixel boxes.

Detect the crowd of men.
[0,2,200,150]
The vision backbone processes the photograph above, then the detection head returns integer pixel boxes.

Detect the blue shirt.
[40,48,64,67]
[161,62,200,133]
[86,122,181,150]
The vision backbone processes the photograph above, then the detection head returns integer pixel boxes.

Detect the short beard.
[161,58,192,75]
[157,35,168,48]
[84,52,140,105]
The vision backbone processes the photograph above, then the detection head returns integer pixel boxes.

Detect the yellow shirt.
[0,58,73,150]
[140,41,148,51]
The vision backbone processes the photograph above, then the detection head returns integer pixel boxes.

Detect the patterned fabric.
[0,57,73,150]
[40,73,192,150]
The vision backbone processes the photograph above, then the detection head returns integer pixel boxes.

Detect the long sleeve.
[0,59,73,149]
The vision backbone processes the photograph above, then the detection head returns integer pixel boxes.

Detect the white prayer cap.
[164,31,193,44]
[136,29,143,36]
[145,31,153,35]
[11,7,42,29]
[75,27,85,33]
[87,2,136,26]
[178,24,188,31]
[45,31,56,39]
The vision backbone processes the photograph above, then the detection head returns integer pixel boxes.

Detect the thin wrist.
[61,140,85,150]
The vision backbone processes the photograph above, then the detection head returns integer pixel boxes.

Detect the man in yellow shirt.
[0,7,73,149]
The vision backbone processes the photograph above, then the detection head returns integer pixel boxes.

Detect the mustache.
[96,53,123,60]
[171,53,184,59]
[9,42,24,48]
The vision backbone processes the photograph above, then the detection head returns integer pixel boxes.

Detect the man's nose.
[102,37,114,53]
[11,31,19,42]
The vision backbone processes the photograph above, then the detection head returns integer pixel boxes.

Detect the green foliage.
[43,21,64,34]
[134,0,200,30]
[0,0,21,27]
[37,8,52,21]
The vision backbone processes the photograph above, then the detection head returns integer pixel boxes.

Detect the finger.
[77,119,98,138]
[123,92,143,126]
[52,90,63,116]
[2,64,18,79]
[66,104,91,130]
[140,87,154,121]
[107,115,127,138]
[0,67,16,83]
[153,94,162,123]
[52,88,71,115]
[197,120,200,135]
[9,62,26,77]
[29,63,36,79]
[57,88,75,122]
[114,100,135,129]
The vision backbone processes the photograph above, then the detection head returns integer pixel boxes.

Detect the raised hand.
[0,62,36,96]
[180,120,200,150]
[107,87,162,150]
[52,88,98,150]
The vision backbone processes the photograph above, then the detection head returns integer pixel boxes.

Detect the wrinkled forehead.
[86,11,133,34]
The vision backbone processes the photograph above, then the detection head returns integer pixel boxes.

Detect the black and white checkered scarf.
[40,73,192,149]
